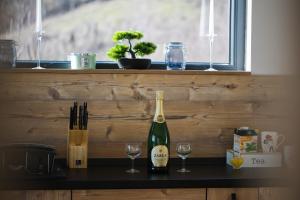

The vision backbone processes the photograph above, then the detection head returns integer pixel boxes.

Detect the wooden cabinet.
[0,190,25,200]
[1,188,289,200]
[207,188,258,200]
[259,187,289,200]
[0,190,71,200]
[72,189,206,200]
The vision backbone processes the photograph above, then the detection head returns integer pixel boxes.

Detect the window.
[0,0,246,70]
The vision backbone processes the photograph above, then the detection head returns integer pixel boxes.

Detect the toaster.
[0,143,56,176]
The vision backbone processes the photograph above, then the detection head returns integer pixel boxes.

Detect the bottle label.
[151,145,169,167]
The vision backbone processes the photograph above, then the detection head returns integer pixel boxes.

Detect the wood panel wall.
[0,70,286,158]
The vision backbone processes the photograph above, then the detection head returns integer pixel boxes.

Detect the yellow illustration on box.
[230,155,244,169]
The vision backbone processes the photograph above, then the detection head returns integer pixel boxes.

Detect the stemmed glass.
[125,143,141,174]
[205,34,217,71]
[32,31,45,69]
[176,143,192,173]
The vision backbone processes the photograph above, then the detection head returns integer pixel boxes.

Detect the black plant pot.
[118,58,151,69]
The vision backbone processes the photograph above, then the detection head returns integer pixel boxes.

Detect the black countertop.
[0,158,287,190]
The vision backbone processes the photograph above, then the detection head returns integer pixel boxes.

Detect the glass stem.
[131,158,135,170]
[182,158,186,170]
[209,36,214,69]
[37,34,42,68]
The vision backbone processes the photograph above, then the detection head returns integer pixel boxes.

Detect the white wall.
[250,0,299,74]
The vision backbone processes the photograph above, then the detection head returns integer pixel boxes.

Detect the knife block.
[67,129,88,168]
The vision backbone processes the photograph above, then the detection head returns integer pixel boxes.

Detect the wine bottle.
[147,91,170,173]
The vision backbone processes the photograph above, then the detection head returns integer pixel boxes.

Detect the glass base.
[205,67,217,71]
[177,168,191,173]
[167,65,185,71]
[32,66,45,69]
[126,168,140,174]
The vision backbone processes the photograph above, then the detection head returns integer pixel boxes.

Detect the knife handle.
[69,107,73,130]
[83,102,88,130]
[79,106,83,130]
[74,102,78,126]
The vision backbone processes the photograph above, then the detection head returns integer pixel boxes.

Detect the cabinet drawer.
[259,187,290,200]
[207,188,258,200]
[73,189,206,200]
[0,190,71,200]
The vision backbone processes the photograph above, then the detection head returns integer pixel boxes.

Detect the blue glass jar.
[165,42,186,70]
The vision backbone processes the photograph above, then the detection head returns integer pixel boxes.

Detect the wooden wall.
[0,70,286,158]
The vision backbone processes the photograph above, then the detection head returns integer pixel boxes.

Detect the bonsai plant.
[107,31,157,69]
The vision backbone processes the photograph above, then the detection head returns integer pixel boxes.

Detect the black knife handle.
[85,111,88,130]
[79,105,83,130]
[74,102,78,126]
[69,107,73,130]
[83,102,88,130]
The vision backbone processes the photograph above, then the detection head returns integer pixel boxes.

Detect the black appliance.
[0,143,63,178]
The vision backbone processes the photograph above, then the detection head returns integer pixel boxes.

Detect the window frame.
[15,0,247,70]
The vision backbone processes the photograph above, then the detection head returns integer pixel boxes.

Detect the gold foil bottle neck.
[156,91,164,100]
[154,91,165,123]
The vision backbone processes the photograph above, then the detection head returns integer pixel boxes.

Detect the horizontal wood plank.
[0,100,284,118]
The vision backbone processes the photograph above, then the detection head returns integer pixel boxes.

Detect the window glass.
[0,0,230,63]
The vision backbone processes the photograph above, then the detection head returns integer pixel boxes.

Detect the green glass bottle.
[147,91,170,173]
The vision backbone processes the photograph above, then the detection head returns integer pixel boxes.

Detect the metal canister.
[234,127,258,153]
[68,53,96,69]
[0,40,17,68]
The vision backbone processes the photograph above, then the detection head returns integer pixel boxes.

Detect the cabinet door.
[0,190,25,200]
[0,190,71,200]
[207,188,258,200]
[259,187,290,200]
[73,189,206,200]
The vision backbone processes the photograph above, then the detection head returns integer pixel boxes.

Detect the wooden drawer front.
[207,188,258,200]
[0,191,26,200]
[0,190,71,200]
[73,189,206,200]
[259,187,290,200]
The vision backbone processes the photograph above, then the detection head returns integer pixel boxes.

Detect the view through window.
[0,0,230,63]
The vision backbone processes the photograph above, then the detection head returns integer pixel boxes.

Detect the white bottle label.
[151,145,169,167]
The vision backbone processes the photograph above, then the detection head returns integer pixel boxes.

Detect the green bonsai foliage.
[107,31,157,60]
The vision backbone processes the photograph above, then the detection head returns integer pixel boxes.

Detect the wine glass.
[176,143,192,173]
[32,31,45,69]
[125,143,141,174]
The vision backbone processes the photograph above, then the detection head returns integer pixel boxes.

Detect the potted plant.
[107,31,157,69]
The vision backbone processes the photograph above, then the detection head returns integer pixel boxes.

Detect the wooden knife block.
[67,129,88,168]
